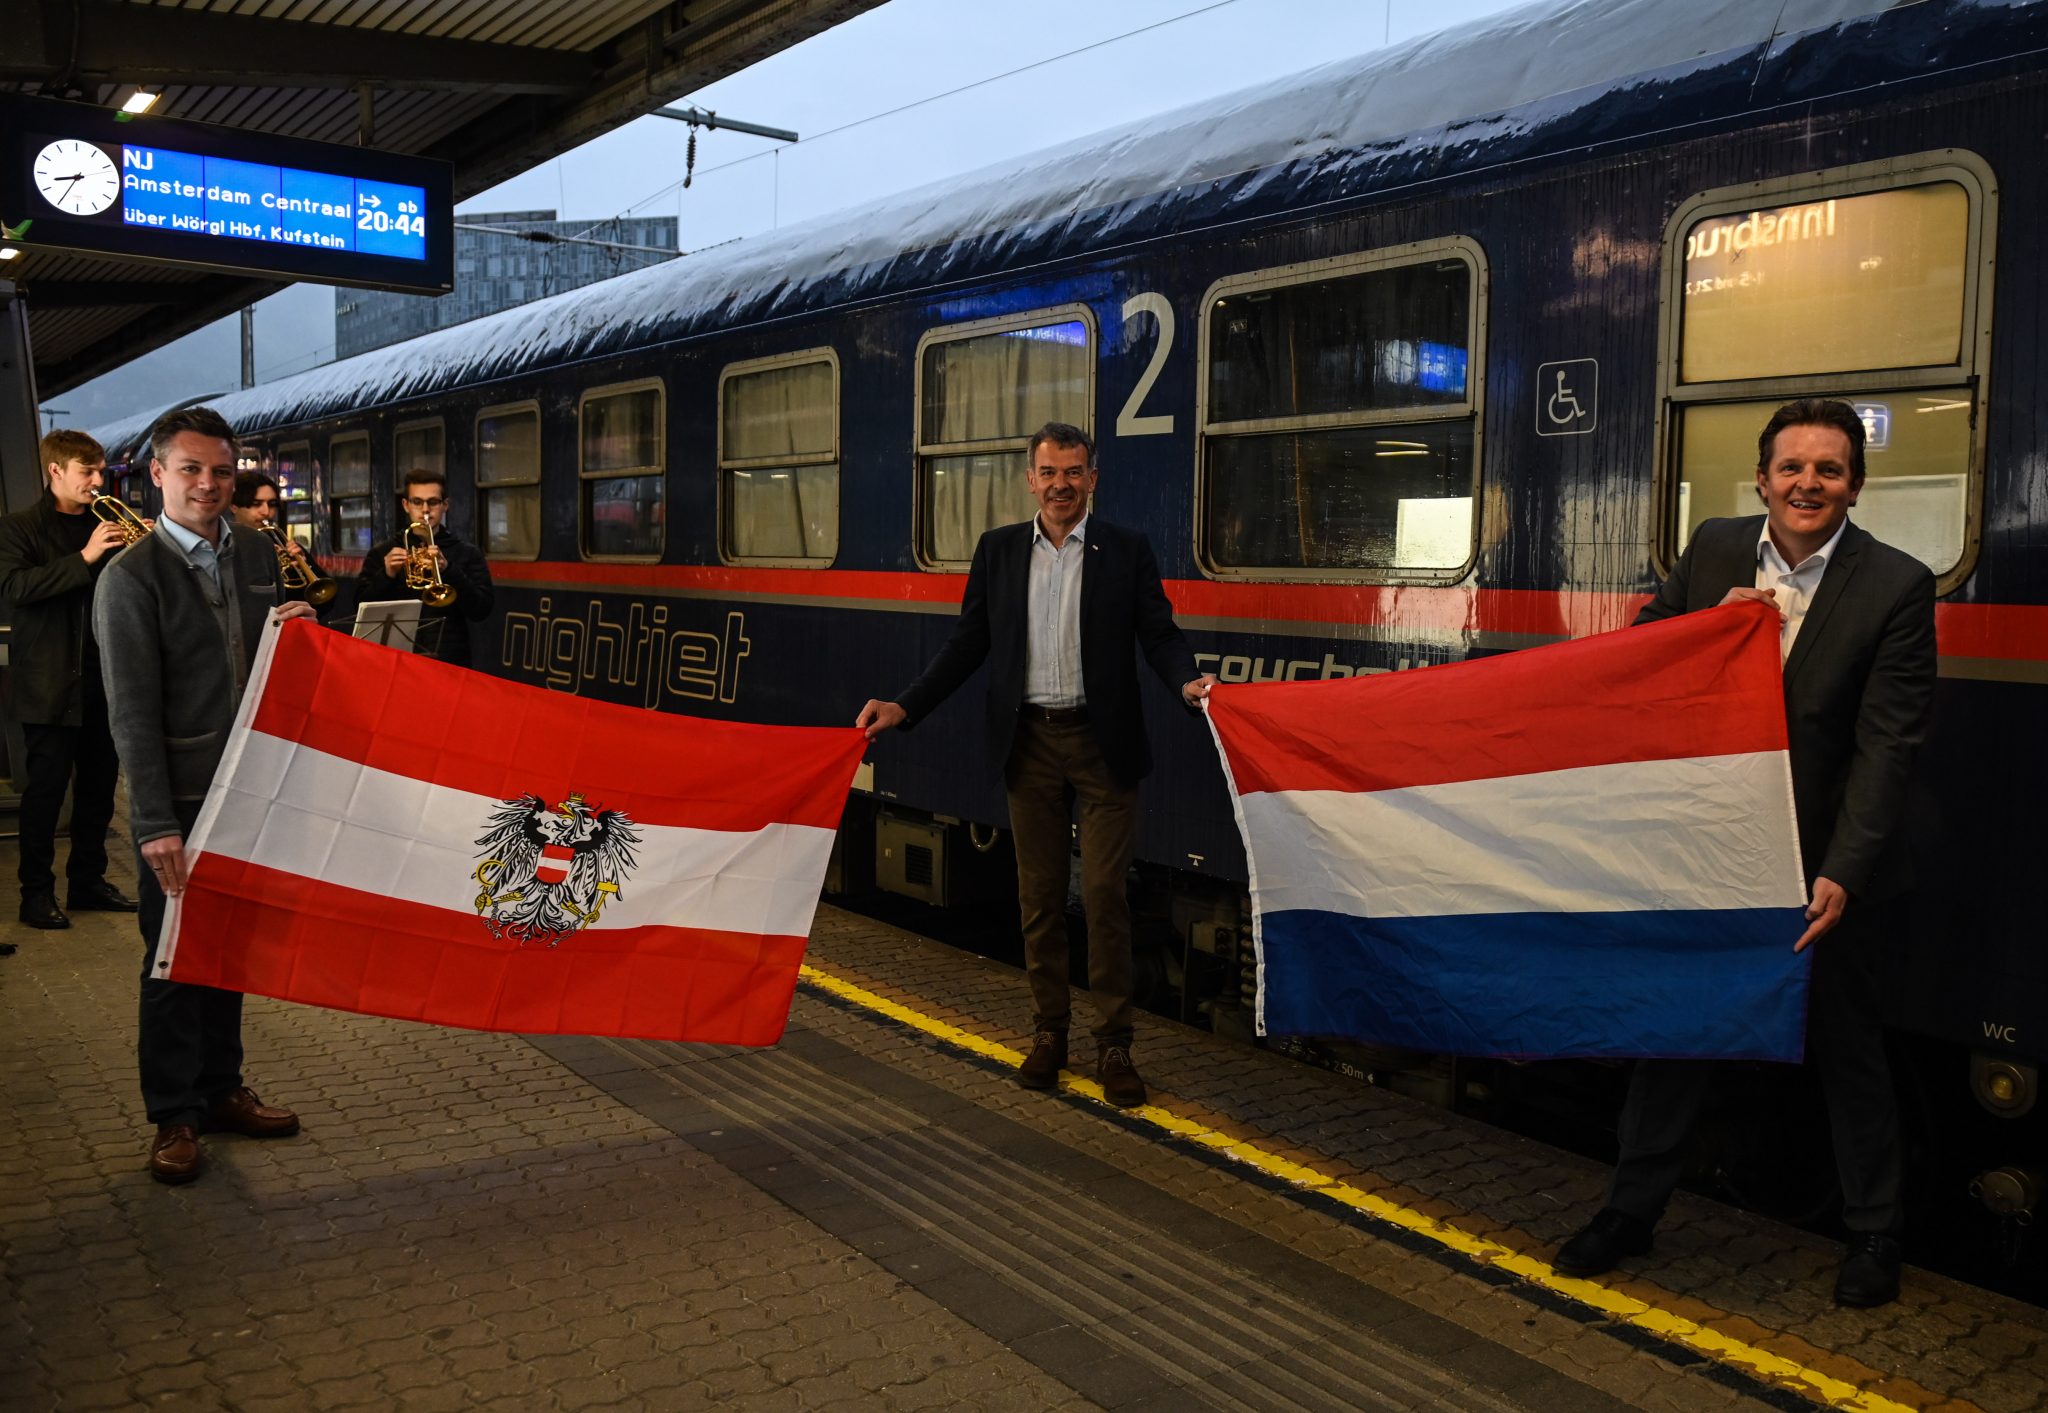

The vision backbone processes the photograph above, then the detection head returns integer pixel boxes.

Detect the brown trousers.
[1004,715,1138,1044]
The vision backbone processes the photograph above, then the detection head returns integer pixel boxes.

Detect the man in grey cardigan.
[95,406,317,1184]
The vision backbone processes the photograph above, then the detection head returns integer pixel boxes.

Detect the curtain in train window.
[1203,258,1476,574]
[918,318,1090,566]
[581,384,664,559]
[722,358,839,563]
[1678,186,1968,383]
[328,435,373,558]
[394,423,444,485]
[1672,180,1978,578]
[476,406,540,558]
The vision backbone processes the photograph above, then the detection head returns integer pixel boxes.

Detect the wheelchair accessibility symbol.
[1536,358,1598,436]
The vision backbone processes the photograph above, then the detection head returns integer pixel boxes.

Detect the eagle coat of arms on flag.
[472,793,641,946]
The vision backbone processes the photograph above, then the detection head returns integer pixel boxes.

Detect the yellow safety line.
[798,962,1916,1413]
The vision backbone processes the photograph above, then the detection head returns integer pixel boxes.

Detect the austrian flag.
[1205,602,1813,1062]
[161,620,866,1045]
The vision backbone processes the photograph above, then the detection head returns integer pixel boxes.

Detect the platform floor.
[3,842,2045,1412]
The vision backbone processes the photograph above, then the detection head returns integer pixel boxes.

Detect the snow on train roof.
[90,407,164,464]
[127,0,1976,441]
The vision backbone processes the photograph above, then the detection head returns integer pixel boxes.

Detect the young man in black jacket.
[353,468,494,666]
[0,429,142,937]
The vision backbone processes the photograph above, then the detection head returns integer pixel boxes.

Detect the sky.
[42,0,1530,433]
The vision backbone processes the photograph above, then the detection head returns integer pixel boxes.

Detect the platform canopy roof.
[2,0,881,396]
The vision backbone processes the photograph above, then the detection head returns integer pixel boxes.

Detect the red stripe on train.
[489,560,963,603]
[483,561,2048,662]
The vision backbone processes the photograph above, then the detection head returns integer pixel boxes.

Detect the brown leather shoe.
[148,1124,202,1184]
[205,1086,300,1138]
[1098,1045,1147,1108]
[1015,1030,1067,1090]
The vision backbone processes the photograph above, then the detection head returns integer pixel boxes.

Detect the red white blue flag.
[1204,602,1811,1061]
[160,620,866,1046]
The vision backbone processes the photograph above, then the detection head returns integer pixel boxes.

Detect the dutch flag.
[1206,601,1812,1062]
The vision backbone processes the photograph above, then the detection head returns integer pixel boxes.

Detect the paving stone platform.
[2,836,2043,1412]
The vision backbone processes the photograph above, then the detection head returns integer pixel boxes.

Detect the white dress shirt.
[1756,516,1849,662]
[1024,513,1088,707]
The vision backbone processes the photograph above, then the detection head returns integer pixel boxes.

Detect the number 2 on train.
[1116,292,1176,438]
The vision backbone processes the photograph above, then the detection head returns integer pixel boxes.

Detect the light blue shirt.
[1755,516,1849,662]
[1024,513,1088,707]
[156,514,233,595]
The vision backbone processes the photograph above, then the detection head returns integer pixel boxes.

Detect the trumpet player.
[232,471,331,604]
[0,430,146,939]
[355,468,493,666]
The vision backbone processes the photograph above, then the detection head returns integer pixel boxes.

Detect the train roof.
[102,0,2047,447]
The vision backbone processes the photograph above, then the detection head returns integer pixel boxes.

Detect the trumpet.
[89,495,151,545]
[404,518,458,608]
[261,525,337,606]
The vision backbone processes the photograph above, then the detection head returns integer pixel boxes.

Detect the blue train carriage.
[161,0,2043,1238]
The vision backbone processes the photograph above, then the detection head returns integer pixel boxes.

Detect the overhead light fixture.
[0,246,21,261]
[121,89,160,114]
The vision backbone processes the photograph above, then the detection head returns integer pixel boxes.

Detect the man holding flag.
[1553,399,1937,1308]
[95,407,318,1184]
[856,423,1213,1107]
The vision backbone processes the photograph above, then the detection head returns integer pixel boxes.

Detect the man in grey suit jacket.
[857,423,1213,1108]
[95,406,318,1184]
[1554,398,1937,1307]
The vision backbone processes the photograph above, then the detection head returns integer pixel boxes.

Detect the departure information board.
[116,147,427,259]
[2,95,452,294]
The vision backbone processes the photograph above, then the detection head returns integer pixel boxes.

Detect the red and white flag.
[160,620,867,1046]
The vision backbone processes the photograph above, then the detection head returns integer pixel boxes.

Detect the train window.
[1678,186,1969,385]
[719,350,839,565]
[1197,241,1485,579]
[476,402,541,559]
[327,433,373,558]
[579,380,665,560]
[1675,392,1973,570]
[272,441,317,545]
[1660,157,1994,587]
[393,419,444,499]
[914,306,1095,569]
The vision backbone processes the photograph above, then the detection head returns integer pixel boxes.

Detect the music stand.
[352,599,428,654]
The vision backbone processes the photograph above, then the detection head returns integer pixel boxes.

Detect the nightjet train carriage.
[141,0,2046,1283]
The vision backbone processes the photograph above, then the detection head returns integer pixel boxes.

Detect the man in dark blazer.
[857,422,1213,1107]
[96,406,317,1184]
[0,428,140,936]
[1555,398,1937,1308]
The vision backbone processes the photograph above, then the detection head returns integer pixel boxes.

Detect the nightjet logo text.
[500,598,750,707]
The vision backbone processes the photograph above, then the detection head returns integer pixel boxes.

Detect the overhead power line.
[580,0,1250,235]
